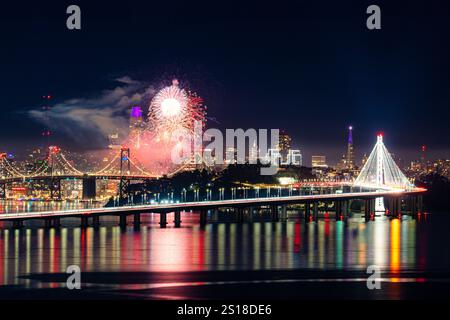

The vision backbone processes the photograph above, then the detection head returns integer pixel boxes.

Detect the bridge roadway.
[0,188,426,227]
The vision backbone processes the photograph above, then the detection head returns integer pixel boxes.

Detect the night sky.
[1,0,449,165]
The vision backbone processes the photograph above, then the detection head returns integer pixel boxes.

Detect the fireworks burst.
[147,79,206,142]
[123,79,207,175]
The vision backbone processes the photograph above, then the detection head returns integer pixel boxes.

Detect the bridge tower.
[354,133,412,212]
[119,147,131,200]
[375,134,385,212]
[48,146,62,200]
[0,153,6,199]
[41,94,53,149]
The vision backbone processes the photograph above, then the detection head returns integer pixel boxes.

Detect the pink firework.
[148,79,206,142]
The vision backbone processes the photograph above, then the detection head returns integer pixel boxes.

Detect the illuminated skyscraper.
[361,153,368,167]
[420,145,427,170]
[312,155,327,168]
[248,140,258,163]
[225,147,237,165]
[346,126,355,169]
[279,131,291,162]
[129,106,145,148]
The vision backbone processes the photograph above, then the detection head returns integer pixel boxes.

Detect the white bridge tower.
[354,133,413,212]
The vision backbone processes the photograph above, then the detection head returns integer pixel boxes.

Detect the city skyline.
[1,118,444,168]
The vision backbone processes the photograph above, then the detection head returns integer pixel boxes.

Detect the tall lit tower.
[41,94,53,148]
[129,105,144,149]
[420,145,427,171]
[279,130,292,162]
[346,126,355,169]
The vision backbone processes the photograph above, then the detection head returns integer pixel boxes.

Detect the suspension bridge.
[0,146,190,200]
[0,134,426,228]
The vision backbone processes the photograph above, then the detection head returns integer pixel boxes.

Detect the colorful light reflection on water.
[0,201,447,299]
[0,213,437,283]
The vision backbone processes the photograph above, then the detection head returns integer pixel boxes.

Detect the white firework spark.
[148,79,206,142]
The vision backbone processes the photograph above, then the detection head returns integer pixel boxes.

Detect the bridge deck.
[0,188,425,221]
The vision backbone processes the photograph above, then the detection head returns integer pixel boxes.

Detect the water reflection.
[0,212,437,290]
[0,200,103,214]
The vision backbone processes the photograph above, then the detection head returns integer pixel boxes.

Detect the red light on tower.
[48,145,60,154]
[421,145,426,152]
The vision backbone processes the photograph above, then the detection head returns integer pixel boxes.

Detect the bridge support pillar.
[133,213,141,228]
[410,196,421,218]
[417,195,423,216]
[80,216,89,228]
[334,200,348,221]
[304,203,311,222]
[119,215,128,228]
[53,218,61,228]
[410,196,415,216]
[392,198,398,218]
[92,215,100,228]
[12,220,23,229]
[335,201,342,220]
[271,205,279,222]
[247,207,254,222]
[386,197,400,218]
[364,200,369,221]
[237,208,244,222]
[312,202,318,222]
[397,197,403,217]
[160,212,167,228]
[174,211,181,228]
[280,205,287,221]
[369,198,376,220]
[199,210,207,227]
[212,208,219,221]
[385,198,391,216]
[44,218,52,228]
[392,197,400,218]
[343,200,349,218]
